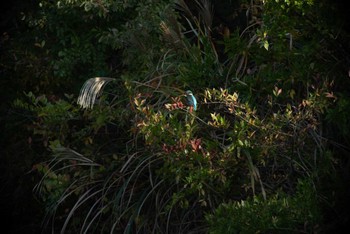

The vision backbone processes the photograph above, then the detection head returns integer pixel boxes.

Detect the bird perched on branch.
[185,90,197,112]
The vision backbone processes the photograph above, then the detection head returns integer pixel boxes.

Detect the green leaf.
[263,40,269,50]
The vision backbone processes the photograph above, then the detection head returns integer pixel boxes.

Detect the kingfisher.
[185,90,197,112]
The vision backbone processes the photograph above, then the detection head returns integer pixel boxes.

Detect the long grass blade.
[77,77,116,109]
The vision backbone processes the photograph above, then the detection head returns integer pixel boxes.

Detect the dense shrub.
[2,0,350,233]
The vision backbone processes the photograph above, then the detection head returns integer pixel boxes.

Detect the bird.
[185,90,197,112]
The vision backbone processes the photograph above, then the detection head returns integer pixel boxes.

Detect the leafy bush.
[206,179,321,233]
[3,0,350,233]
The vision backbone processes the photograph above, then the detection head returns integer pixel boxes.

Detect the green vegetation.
[1,0,350,233]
